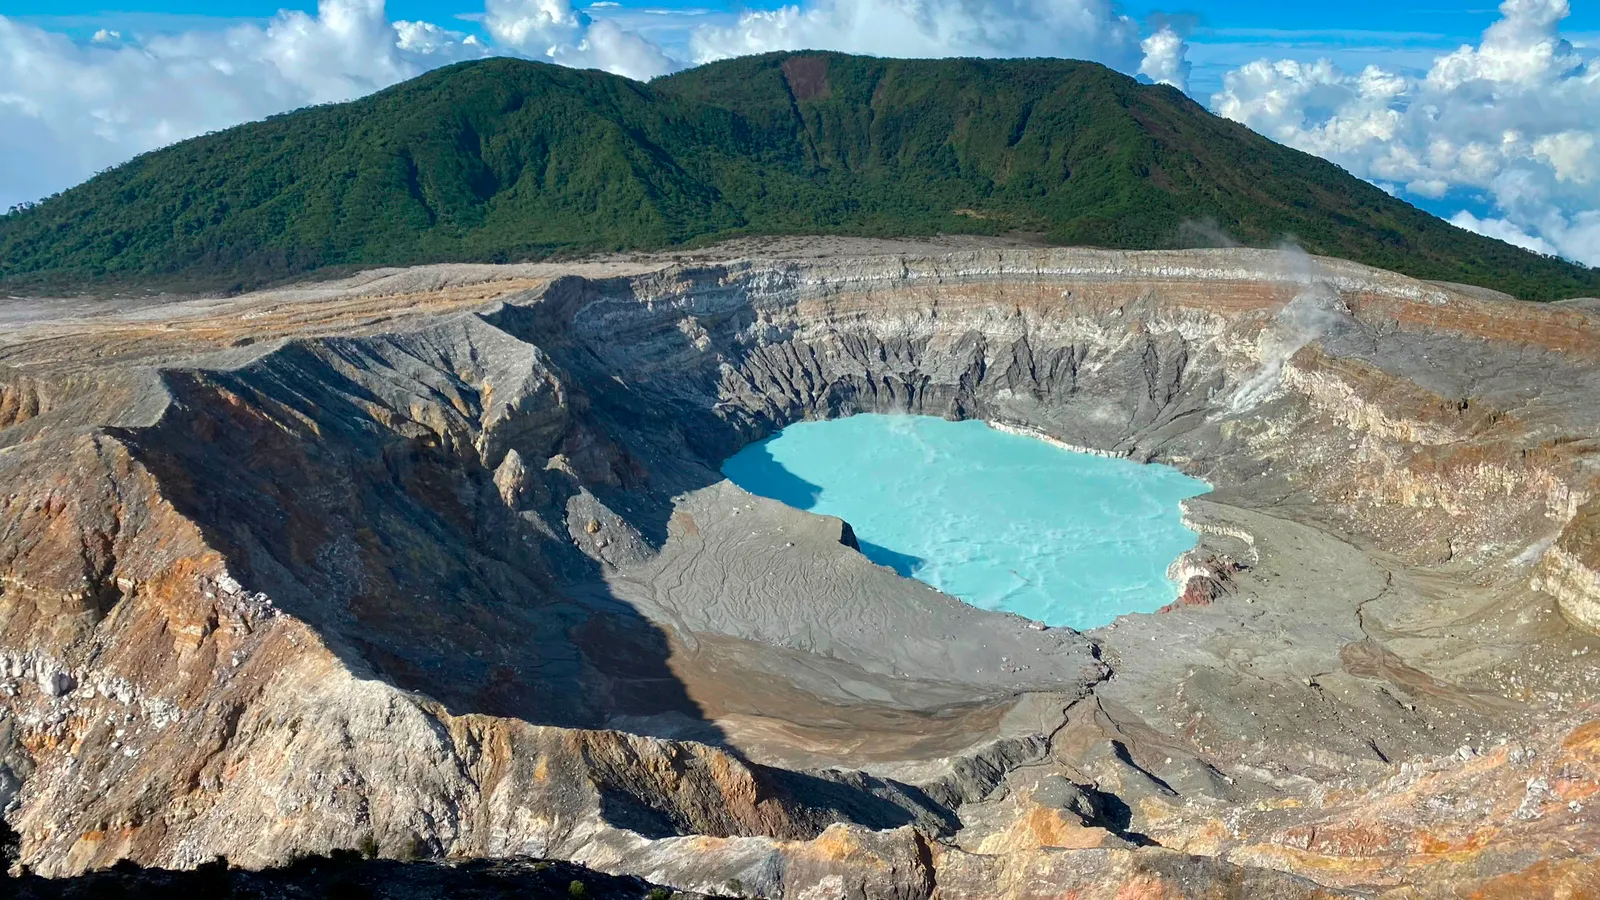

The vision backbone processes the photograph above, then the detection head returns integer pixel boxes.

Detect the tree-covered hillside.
[3,53,1596,300]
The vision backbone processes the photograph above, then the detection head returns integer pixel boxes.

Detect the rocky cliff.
[1,241,1597,898]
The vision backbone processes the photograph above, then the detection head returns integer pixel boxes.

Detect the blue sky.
[2,0,1598,265]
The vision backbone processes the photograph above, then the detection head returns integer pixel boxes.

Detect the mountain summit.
[3,52,1596,299]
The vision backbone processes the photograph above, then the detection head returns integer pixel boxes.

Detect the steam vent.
[4,242,1600,898]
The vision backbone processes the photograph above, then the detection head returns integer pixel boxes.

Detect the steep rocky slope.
[1,241,1598,898]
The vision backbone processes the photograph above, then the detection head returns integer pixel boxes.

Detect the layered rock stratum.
[2,238,1598,898]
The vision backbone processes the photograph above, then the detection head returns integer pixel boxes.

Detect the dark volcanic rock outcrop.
[1,244,1598,897]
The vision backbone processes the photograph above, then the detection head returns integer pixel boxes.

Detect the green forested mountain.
[3,52,1597,299]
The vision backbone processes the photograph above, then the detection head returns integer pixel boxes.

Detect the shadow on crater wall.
[722,440,824,510]
[112,300,955,844]
[721,436,927,578]
[856,540,926,578]
[120,342,723,743]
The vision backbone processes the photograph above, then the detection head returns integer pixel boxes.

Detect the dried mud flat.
[2,238,1599,898]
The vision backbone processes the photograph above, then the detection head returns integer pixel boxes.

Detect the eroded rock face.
[1,244,1598,897]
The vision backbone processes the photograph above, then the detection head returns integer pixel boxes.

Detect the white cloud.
[688,0,1143,71]
[1425,0,1580,92]
[1450,211,1559,256]
[1406,178,1449,198]
[1210,0,1600,267]
[484,0,675,79]
[1138,25,1190,90]
[394,19,484,54]
[1533,131,1596,184]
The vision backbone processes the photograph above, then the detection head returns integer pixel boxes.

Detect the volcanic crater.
[2,240,1599,897]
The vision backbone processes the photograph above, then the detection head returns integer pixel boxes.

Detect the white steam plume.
[1227,247,1352,412]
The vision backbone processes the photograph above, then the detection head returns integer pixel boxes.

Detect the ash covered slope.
[2,245,1600,897]
[3,53,1597,301]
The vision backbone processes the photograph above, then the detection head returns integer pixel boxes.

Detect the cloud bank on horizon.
[1212,0,1600,268]
[1,0,1596,269]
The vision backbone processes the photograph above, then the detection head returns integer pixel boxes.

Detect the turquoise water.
[721,415,1210,630]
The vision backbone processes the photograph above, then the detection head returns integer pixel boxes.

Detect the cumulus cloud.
[1449,211,1560,256]
[483,0,674,80]
[688,0,1143,70]
[1138,25,1189,90]
[1210,0,1600,266]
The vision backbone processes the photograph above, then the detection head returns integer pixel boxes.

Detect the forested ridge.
[4,52,1596,300]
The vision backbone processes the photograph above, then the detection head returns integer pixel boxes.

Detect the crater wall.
[2,246,1598,897]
